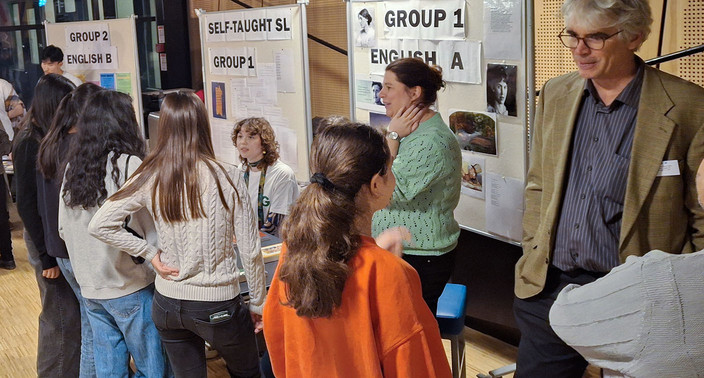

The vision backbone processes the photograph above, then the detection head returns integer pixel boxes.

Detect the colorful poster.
[116,73,131,94]
[99,73,116,90]
[212,81,227,119]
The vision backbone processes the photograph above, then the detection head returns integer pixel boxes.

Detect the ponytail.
[279,122,390,318]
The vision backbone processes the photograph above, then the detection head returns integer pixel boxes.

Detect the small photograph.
[212,81,227,119]
[369,112,390,131]
[356,78,386,113]
[449,110,497,156]
[486,64,517,117]
[371,81,383,106]
[461,154,485,199]
[355,7,377,48]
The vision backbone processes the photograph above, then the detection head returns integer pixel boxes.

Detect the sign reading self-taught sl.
[382,0,466,41]
[205,7,293,42]
[64,23,118,70]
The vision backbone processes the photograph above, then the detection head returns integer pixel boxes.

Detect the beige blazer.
[516,65,704,299]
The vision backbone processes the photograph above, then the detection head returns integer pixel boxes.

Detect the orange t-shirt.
[263,236,452,378]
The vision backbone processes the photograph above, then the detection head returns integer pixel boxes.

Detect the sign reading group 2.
[64,23,118,70]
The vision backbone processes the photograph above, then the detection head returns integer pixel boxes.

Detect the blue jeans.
[83,284,171,378]
[56,257,97,378]
[24,232,81,377]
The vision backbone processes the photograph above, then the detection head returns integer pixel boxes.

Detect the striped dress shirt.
[552,62,645,273]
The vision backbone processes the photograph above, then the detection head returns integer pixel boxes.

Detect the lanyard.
[244,165,268,228]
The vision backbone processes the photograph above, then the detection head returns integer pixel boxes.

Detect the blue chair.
[436,283,467,378]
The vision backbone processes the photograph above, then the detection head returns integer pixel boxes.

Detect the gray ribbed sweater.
[88,160,266,314]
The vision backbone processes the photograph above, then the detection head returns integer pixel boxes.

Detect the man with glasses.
[515,0,704,375]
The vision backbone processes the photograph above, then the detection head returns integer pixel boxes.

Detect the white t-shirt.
[243,159,299,224]
[0,79,17,140]
[62,71,83,87]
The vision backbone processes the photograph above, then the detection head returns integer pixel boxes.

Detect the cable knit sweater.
[88,161,266,314]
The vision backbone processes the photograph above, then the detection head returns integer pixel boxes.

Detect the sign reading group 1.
[63,23,118,70]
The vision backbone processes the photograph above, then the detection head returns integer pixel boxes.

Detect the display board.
[197,5,312,180]
[348,0,528,244]
[45,17,144,132]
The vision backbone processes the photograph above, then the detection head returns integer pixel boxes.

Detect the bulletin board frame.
[347,0,533,245]
[45,16,145,133]
[196,4,313,180]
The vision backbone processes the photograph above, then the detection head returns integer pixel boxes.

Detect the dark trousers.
[0,180,12,261]
[403,249,456,315]
[513,267,604,378]
[152,291,261,378]
[24,232,81,378]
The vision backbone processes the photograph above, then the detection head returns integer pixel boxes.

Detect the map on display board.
[348,0,528,244]
[45,17,143,130]
[197,5,312,180]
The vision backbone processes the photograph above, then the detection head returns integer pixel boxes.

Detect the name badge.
[657,160,680,177]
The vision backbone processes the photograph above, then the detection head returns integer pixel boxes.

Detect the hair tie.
[310,172,336,192]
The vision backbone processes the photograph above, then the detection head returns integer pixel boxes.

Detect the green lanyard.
[244,165,268,229]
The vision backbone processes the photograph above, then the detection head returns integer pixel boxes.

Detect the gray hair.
[562,0,652,46]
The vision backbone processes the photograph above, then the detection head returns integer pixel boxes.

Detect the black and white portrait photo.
[486,64,517,117]
[355,8,377,48]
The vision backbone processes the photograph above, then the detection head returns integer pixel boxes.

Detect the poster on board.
[198,5,311,179]
[46,17,144,131]
[348,0,528,243]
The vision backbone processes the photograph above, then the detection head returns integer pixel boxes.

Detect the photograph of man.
[355,8,377,48]
[515,0,704,376]
[486,64,517,117]
[371,81,383,105]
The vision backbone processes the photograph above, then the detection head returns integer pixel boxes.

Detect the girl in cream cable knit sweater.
[89,92,266,378]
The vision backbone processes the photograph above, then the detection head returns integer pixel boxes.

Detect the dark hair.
[231,117,279,168]
[371,81,382,90]
[386,57,445,107]
[111,91,238,222]
[487,65,508,84]
[358,8,372,24]
[62,90,145,208]
[38,83,103,180]
[278,122,391,318]
[41,45,64,63]
[17,74,74,142]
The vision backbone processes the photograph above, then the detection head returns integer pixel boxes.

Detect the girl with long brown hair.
[263,122,451,377]
[89,92,265,377]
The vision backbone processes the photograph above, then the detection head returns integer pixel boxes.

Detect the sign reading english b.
[64,23,118,70]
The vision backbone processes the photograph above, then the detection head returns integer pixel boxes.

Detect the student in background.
[41,45,83,87]
[232,117,299,237]
[264,122,451,378]
[13,73,81,377]
[36,82,102,377]
[59,90,170,377]
[89,92,265,377]
[0,77,23,140]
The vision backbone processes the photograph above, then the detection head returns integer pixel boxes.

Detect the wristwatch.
[387,131,400,141]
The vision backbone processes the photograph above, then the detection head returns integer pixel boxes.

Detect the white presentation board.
[348,0,529,244]
[197,5,312,180]
[45,16,144,132]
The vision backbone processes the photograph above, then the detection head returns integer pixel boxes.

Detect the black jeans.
[152,291,261,378]
[24,232,81,377]
[513,266,605,377]
[403,249,457,315]
[0,180,12,261]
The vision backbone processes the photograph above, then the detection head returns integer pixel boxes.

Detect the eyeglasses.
[558,28,623,50]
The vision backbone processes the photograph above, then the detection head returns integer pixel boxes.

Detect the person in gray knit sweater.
[89,91,265,378]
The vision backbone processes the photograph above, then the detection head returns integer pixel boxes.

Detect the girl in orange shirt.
[263,122,451,377]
